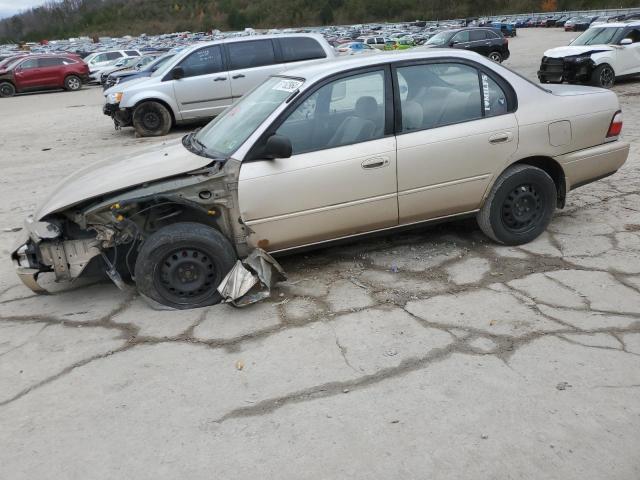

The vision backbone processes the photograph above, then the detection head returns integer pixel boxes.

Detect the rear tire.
[132,101,172,137]
[64,75,82,91]
[488,51,503,63]
[0,81,15,97]
[477,165,556,245]
[134,222,236,309]
[590,64,615,88]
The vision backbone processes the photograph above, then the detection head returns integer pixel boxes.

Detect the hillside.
[1,0,637,42]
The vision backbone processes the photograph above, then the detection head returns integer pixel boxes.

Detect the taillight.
[607,110,623,138]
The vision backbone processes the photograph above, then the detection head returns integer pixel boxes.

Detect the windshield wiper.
[185,130,225,161]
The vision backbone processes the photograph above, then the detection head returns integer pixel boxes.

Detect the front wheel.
[132,101,172,137]
[0,81,16,97]
[590,64,615,88]
[488,51,503,63]
[134,222,237,309]
[477,165,556,245]
[64,75,82,91]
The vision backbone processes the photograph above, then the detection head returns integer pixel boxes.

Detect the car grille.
[539,56,564,74]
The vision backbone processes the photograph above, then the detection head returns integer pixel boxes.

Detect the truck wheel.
[488,51,503,63]
[134,222,236,309]
[477,165,556,246]
[64,75,82,91]
[132,101,172,137]
[590,64,615,88]
[0,81,15,97]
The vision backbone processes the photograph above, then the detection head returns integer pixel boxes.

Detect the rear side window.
[38,57,64,67]
[469,30,486,41]
[485,30,500,39]
[62,58,77,65]
[396,63,482,132]
[228,40,276,70]
[125,50,139,56]
[278,37,326,62]
[106,52,122,60]
[481,73,508,117]
[178,45,223,78]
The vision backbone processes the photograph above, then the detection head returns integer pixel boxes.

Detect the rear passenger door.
[172,45,231,119]
[36,57,64,86]
[393,61,518,223]
[225,39,283,100]
[276,37,327,67]
[468,30,490,56]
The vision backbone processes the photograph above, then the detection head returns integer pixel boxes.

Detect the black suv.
[424,27,510,63]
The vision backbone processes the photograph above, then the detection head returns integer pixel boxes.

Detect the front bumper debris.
[103,102,132,128]
[218,249,286,307]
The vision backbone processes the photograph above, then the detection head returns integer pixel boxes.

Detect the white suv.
[538,21,640,88]
[103,34,336,136]
[84,49,142,83]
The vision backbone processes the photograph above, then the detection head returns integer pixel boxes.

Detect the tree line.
[0,0,637,42]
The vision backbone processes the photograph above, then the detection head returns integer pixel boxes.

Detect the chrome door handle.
[489,132,513,144]
[214,77,227,81]
[361,156,389,169]
[232,74,246,79]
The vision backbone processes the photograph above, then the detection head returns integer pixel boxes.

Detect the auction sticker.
[273,79,303,92]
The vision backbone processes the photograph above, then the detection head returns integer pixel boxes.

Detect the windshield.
[426,31,454,46]
[194,76,303,158]
[572,27,623,46]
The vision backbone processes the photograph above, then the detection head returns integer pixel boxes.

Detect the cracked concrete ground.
[1,29,639,479]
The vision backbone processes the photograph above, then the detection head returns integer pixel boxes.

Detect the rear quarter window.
[278,37,327,63]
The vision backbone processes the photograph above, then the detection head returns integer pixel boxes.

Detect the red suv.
[0,54,89,97]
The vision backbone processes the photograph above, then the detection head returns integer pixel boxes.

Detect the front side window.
[452,31,470,43]
[178,45,223,78]
[396,63,483,132]
[91,54,107,63]
[278,37,326,62]
[228,40,276,70]
[425,31,454,46]
[19,58,38,69]
[106,52,122,60]
[276,70,386,154]
[125,50,139,56]
[623,28,640,43]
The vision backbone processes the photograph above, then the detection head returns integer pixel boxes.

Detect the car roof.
[179,33,327,54]
[283,49,485,82]
[595,21,640,28]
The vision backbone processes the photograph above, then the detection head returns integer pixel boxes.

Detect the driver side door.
[238,69,398,251]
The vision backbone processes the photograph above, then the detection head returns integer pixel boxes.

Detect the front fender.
[121,90,181,121]
[591,51,617,69]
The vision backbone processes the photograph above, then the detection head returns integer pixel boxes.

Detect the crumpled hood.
[543,45,613,58]
[35,139,211,220]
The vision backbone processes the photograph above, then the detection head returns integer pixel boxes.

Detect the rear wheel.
[64,75,82,91]
[0,81,15,97]
[134,222,236,309]
[488,51,503,63]
[477,165,556,245]
[590,64,615,88]
[132,101,172,137]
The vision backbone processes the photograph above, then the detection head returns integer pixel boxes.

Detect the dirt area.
[1,28,639,479]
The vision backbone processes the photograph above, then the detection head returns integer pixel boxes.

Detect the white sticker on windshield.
[273,79,303,92]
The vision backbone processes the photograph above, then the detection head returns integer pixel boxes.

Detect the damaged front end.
[537,54,597,84]
[11,154,284,307]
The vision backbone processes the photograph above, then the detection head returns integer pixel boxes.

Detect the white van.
[103,34,336,136]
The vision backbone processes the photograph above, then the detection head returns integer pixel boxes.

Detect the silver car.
[13,50,629,309]
[103,34,336,136]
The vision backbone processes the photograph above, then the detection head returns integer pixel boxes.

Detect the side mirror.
[264,134,292,159]
[171,66,185,80]
[620,38,632,46]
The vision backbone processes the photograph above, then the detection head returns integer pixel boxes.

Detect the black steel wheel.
[134,222,236,309]
[132,101,172,137]
[477,164,556,245]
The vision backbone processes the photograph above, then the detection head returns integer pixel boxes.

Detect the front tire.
[134,222,236,309]
[64,75,82,91]
[590,64,615,88]
[477,165,556,245]
[0,81,16,97]
[488,51,503,63]
[132,101,172,137]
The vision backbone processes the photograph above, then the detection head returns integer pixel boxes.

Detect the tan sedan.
[12,50,629,308]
